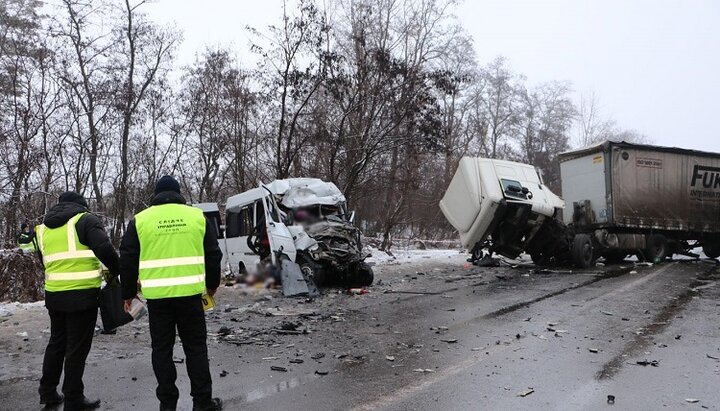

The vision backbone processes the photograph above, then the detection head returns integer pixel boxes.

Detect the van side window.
[225,204,255,238]
[239,205,255,236]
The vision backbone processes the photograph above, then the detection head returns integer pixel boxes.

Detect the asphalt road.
[1,254,719,411]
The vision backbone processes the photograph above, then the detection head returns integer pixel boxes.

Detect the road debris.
[635,360,659,367]
[589,348,599,353]
[311,352,326,360]
[440,338,458,343]
[271,366,288,372]
[517,388,535,397]
[315,370,329,376]
[706,354,719,360]
[686,398,700,403]
[607,394,615,404]
[385,355,395,361]
[601,310,614,316]
[413,369,435,373]
[219,370,228,377]
[289,359,304,364]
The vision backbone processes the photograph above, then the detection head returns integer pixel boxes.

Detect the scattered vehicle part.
[517,388,535,397]
[280,258,313,297]
[607,395,615,404]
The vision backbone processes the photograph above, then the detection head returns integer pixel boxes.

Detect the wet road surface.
[1,255,719,410]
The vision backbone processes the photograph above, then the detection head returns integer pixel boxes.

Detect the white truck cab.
[440,157,567,262]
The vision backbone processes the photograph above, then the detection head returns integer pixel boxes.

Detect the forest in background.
[0,0,648,249]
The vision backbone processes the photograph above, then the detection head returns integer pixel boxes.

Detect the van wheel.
[572,234,594,268]
[703,243,720,259]
[299,260,325,286]
[352,262,374,287]
[645,234,668,263]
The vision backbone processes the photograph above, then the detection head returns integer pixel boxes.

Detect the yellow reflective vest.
[135,203,206,299]
[36,213,102,292]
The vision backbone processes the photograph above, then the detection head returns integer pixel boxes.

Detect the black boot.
[64,397,101,411]
[39,391,64,405]
[192,397,222,411]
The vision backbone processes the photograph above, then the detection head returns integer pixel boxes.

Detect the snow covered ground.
[365,246,465,266]
[0,300,44,316]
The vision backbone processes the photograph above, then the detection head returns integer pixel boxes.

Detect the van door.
[260,192,297,264]
[224,202,261,275]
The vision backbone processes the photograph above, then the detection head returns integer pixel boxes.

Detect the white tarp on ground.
[266,178,346,208]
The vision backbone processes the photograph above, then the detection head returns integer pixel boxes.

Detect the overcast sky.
[145,0,719,152]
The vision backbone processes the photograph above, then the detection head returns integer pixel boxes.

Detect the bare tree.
[111,0,179,241]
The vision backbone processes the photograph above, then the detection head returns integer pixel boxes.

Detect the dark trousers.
[147,295,212,409]
[39,308,97,402]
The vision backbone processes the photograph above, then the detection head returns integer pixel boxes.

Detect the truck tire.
[644,234,668,263]
[572,234,594,268]
[703,243,720,259]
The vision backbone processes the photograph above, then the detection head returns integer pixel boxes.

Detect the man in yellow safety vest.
[36,191,119,410]
[120,176,223,411]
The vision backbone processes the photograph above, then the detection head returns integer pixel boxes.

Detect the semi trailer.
[440,141,720,267]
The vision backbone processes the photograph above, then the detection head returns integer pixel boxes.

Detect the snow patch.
[0,301,45,316]
[367,247,464,266]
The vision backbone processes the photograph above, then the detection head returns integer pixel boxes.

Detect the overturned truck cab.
[439,157,572,266]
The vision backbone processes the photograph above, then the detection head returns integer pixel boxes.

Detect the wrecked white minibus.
[440,141,720,267]
[196,178,373,287]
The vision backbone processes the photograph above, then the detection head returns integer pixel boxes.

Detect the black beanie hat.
[155,175,181,195]
[58,191,89,209]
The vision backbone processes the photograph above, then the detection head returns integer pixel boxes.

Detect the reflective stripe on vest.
[18,241,36,251]
[37,213,102,292]
[135,203,206,299]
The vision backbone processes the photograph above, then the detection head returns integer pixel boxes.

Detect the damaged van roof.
[267,178,346,208]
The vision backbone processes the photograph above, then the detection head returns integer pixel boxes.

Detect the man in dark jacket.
[36,191,119,410]
[17,222,36,251]
[120,176,223,411]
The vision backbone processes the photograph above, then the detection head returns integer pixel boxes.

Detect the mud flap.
[280,259,312,297]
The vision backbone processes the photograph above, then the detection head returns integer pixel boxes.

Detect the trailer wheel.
[703,243,720,259]
[572,234,594,268]
[645,234,668,263]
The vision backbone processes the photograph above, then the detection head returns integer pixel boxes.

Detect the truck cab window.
[500,178,528,199]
